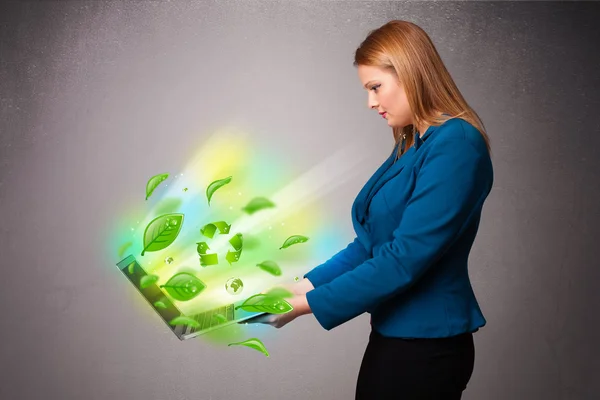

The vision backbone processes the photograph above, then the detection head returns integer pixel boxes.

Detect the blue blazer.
[304,117,493,338]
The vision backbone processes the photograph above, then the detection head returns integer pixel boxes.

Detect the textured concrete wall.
[1,1,598,399]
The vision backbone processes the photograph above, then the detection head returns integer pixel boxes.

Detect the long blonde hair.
[353,20,491,161]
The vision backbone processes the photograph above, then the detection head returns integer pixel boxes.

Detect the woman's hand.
[266,278,315,297]
[243,279,315,329]
[248,294,311,328]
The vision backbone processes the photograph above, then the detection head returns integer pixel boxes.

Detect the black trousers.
[355,329,475,400]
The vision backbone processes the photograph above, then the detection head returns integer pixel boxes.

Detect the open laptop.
[117,254,268,340]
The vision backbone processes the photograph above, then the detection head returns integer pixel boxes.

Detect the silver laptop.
[117,254,267,340]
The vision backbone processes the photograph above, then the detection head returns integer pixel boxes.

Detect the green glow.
[108,130,350,348]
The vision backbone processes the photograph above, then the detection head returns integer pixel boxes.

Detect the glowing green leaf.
[127,261,136,275]
[141,213,184,256]
[160,272,206,301]
[279,234,309,249]
[256,260,282,276]
[140,274,159,289]
[206,176,232,205]
[241,196,276,215]
[234,294,292,314]
[213,313,227,323]
[145,173,169,200]
[154,301,167,309]
[118,241,132,258]
[228,337,270,357]
[169,316,200,328]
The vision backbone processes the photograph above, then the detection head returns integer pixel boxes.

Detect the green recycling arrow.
[197,241,218,267]
[200,221,231,238]
[196,221,233,267]
[225,233,243,265]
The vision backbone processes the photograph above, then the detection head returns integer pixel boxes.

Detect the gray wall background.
[1,1,598,399]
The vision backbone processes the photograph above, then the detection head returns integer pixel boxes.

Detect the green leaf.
[141,213,184,256]
[154,301,167,309]
[118,241,133,258]
[241,196,276,215]
[206,176,232,205]
[140,274,159,289]
[159,272,206,301]
[264,287,294,299]
[279,234,309,249]
[169,316,200,328]
[213,313,227,323]
[234,294,292,314]
[145,173,169,200]
[127,261,136,275]
[228,337,270,357]
[256,260,282,276]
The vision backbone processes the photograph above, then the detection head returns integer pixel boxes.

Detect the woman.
[252,20,493,399]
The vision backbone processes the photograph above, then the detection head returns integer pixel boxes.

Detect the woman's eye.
[371,84,380,92]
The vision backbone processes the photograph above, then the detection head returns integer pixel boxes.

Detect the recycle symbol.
[196,220,243,267]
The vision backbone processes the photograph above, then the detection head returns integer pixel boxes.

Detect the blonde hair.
[353,20,492,161]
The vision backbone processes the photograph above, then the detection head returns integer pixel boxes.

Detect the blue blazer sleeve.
[303,237,370,288]
[306,135,493,331]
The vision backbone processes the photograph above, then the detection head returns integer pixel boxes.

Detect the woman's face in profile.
[357,65,412,129]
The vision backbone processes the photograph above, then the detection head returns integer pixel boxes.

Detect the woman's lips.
[381,112,387,118]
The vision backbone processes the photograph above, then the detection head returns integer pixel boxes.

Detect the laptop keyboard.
[185,304,235,334]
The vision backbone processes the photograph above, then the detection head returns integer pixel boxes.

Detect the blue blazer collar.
[351,123,438,241]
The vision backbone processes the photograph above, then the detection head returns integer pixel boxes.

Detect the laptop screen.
[117,255,182,331]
